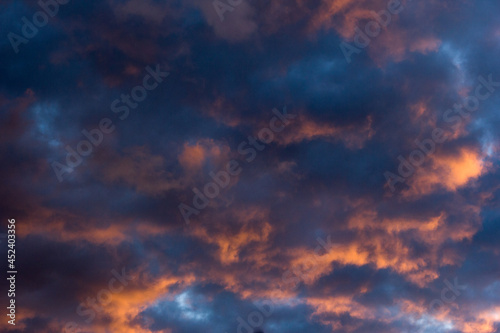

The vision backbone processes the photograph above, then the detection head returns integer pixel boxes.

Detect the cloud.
[2,0,500,332]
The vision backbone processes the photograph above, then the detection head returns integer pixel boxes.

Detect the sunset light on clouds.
[1,0,500,332]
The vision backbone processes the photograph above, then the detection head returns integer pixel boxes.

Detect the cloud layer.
[1,0,500,332]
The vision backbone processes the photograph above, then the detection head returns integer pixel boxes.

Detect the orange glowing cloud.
[304,0,442,63]
[284,203,482,289]
[72,271,196,333]
[178,142,207,171]
[189,215,273,265]
[17,211,170,246]
[408,147,488,196]
[276,114,375,149]
[178,139,231,173]
[306,296,375,331]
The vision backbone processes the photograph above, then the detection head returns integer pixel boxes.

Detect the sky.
[1,0,500,332]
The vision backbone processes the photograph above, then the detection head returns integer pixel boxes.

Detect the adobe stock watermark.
[235,235,334,333]
[384,74,500,192]
[213,0,244,21]
[178,106,295,225]
[8,0,71,54]
[63,267,135,333]
[51,64,169,182]
[429,277,466,313]
[340,0,409,63]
